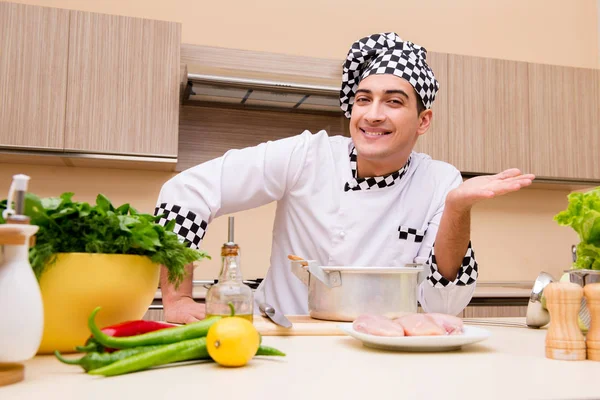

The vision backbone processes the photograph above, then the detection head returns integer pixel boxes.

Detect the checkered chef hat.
[340,32,439,118]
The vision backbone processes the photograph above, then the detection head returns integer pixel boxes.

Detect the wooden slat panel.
[413,52,449,162]
[528,65,600,180]
[177,105,349,170]
[143,308,165,321]
[448,55,530,174]
[462,305,527,318]
[0,2,69,150]
[65,11,180,157]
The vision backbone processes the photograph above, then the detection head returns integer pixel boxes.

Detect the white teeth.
[363,131,388,136]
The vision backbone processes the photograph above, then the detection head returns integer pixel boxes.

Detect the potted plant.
[0,192,210,353]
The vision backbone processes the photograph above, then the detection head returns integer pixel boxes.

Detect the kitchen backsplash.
[0,162,580,284]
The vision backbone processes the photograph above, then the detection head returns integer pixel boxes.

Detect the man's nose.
[364,102,386,123]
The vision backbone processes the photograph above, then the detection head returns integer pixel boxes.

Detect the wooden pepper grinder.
[544,282,586,360]
[584,283,600,361]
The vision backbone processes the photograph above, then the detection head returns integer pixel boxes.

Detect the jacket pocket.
[395,225,428,264]
[398,225,427,243]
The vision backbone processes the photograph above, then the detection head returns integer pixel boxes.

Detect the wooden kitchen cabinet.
[64,11,181,157]
[0,2,69,150]
[447,55,530,174]
[528,64,600,180]
[412,52,449,163]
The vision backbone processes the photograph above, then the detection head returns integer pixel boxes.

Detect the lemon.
[206,317,260,367]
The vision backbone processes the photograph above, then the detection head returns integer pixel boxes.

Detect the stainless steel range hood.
[183,71,342,114]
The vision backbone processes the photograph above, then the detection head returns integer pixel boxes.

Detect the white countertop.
[3,319,599,400]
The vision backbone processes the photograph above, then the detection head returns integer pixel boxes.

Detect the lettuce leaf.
[554,186,600,270]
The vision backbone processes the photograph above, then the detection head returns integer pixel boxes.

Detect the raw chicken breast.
[427,313,464,335]
[393,313,446,336]
[352,314,405,337]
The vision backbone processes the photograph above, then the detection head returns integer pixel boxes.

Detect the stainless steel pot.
[566,269,600,286]
[290,259,423,321]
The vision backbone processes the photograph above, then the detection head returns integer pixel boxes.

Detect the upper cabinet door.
[528,65,600,180]
[413,52,449,163]
[65,11,180,157]
[0,2,69,150]
[447,55,530,174]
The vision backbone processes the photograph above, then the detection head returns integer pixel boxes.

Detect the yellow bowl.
[36,253,160,354]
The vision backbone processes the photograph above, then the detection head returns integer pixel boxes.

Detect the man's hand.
[163,296,206,324]
[447,168,535,212]
[433,168,535,281]
[160,263,205,324]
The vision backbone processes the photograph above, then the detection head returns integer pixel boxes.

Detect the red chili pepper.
[76,320,176,353]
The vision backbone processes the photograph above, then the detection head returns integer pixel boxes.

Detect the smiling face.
[349,74,432,178]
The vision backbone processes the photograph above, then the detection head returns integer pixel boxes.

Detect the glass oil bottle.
[205,216,254,321]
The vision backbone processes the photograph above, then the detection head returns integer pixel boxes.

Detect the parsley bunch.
[0,192,209,287]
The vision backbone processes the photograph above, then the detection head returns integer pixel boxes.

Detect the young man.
[155,32,535,323]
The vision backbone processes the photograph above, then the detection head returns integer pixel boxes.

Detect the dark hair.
[416,92,426,116]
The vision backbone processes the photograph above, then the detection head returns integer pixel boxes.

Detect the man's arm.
[432,201,471,281]
[434,168,535,281]
[418,168,534,315]
[154,131,314,324]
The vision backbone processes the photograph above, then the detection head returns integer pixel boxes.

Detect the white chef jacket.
[155,130,478,316]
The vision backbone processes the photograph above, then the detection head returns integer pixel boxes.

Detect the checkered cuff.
[426,241,478,287]
[154,203,208,249]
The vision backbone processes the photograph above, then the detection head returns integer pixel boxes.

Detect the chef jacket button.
[339,231,346,238]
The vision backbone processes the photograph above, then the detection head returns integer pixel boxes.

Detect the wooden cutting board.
[253,315,347,336]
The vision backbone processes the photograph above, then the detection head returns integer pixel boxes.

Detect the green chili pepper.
[74,341,102,353]
[255,345,286,357]
[87,337,210,376]
[88,307,221,350]
[54,345,163,372]
[87,340,286,376]
[75,319,176,353]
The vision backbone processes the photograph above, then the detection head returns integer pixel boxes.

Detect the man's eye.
[355,97,370,103]
[389,99,403,105]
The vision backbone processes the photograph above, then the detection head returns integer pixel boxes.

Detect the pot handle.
[308,263,341,289]
[290,260,310,286]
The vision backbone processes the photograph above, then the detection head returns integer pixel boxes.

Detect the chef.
[154,32,535,323]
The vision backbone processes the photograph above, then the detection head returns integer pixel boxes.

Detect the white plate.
[338,323,492,352]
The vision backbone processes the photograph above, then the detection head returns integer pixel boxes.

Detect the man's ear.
[417,109,433,136]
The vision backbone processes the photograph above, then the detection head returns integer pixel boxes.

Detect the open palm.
[449,168,535,209]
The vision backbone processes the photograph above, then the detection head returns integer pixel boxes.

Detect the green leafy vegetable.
[0,193,210,286]
[554,186,600,270]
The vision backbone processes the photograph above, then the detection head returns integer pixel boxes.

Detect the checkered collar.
[344,146,411,192]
